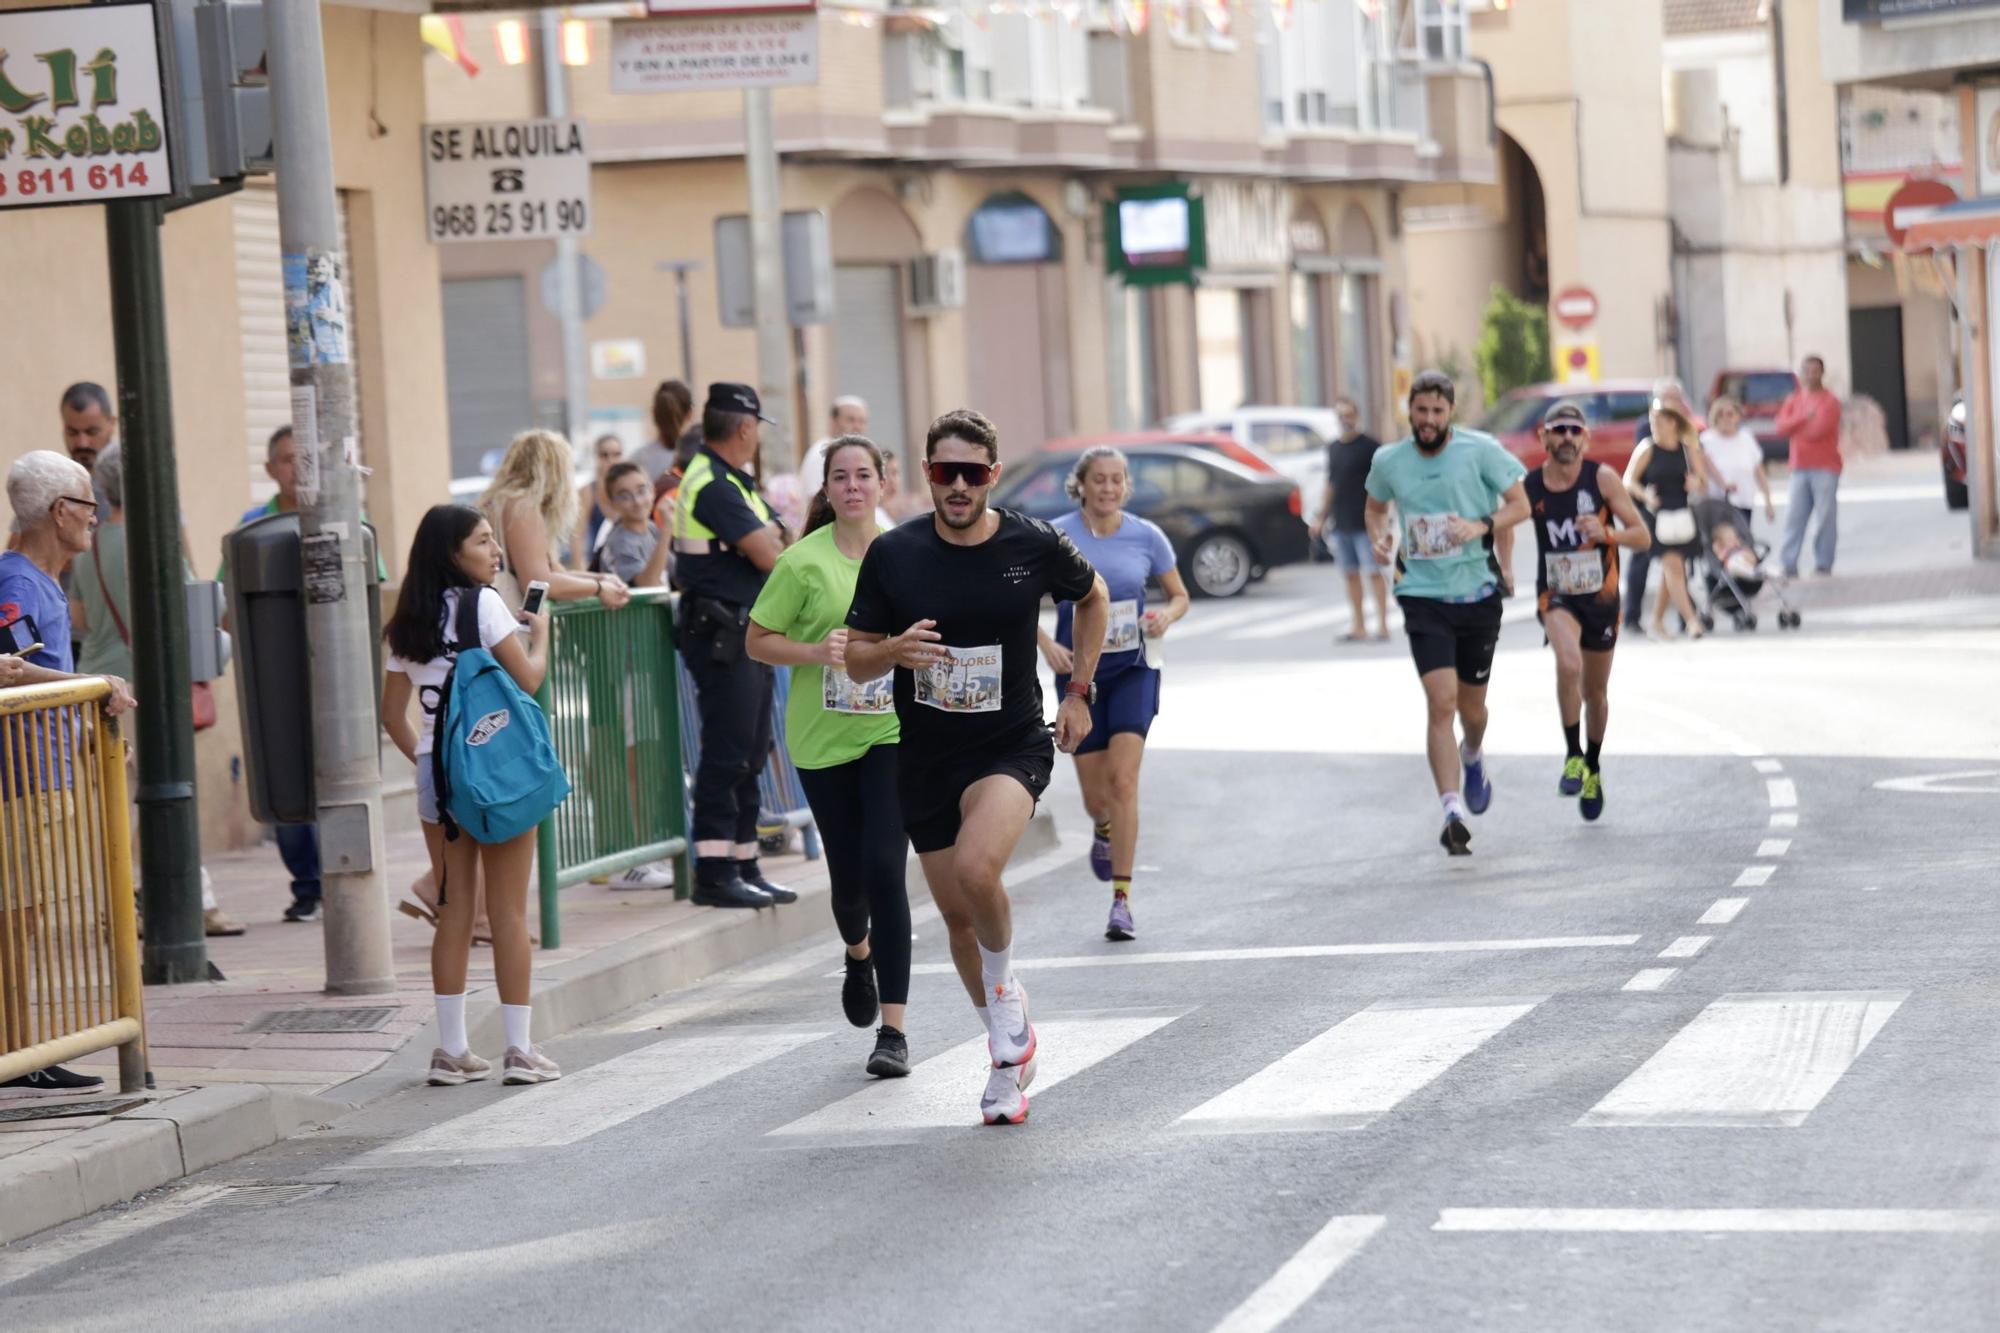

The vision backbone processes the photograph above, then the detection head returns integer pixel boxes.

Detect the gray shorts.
[1328,528,1385,572]
[415,758,440,825]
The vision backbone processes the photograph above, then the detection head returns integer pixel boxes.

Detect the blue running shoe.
[1089,826,1113,882]
[1464,758,1493,815]
[1559,756,1587,797]
[1580,769,1605,822]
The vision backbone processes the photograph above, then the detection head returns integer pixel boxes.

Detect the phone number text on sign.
[0,3,174,209]
[423,118,591,245]
[0,160,153,203]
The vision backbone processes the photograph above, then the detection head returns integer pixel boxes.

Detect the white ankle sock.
[502,1003,532,1053]
[977,942,1013,992]
[435,993,469,1058]
[1459,742,1483,767]
[1441,791,1467,820]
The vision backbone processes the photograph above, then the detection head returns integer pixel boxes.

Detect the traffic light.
[194,0,272,178]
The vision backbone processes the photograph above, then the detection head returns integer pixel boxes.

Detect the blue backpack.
[430,588,570,852]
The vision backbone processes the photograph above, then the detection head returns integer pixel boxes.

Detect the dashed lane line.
[1622,968,1679,992]
[1698,898,1748,925]
[1733,866,1776,888]
[1657,936,1710,959]
[1757,838,1792,857]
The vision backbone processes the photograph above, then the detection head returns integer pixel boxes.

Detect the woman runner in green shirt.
[747,436,913,1078]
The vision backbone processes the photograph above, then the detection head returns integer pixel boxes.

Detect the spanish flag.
[420,14,480,78]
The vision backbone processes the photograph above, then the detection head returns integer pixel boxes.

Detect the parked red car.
[1709,368,1799,463]
[1042,430,1284,478]
[1477,380,1657,474]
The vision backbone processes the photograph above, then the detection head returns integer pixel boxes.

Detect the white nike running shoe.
[979,1053,1038,1126]
[985,976,1036,1069]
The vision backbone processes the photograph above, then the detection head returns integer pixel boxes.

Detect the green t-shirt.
[1364,425,1526,601]
[748,525,898,770]
[73,521,197,679]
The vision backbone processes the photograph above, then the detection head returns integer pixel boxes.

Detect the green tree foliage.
[1475,285,1552,406]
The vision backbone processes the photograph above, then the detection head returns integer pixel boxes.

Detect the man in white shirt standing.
[798,396,870,497]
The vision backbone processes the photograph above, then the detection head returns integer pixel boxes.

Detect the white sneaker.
[502,1046,561,1085]
[427,1048,492,1086]
[985,976,1036,1069]
[606,861,674,891]
[980,1057,1035,1126]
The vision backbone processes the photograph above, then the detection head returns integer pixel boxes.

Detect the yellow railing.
[0,678,145,1093]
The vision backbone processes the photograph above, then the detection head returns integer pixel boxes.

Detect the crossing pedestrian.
[675,384,797,910]
[1363,371,1529,856]
[846,408,1109,1124]
[746,436,913,1077]
[1310,396,1391,641]
[382,505,559,1088]
[1524,402,1651,821]
[1624,397,1711,640]
[1774,354,1843,578]
[1035,445,1186,941]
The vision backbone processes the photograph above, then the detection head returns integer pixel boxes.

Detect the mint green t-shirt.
[749,525,898,771]
[1364,426,1526,601]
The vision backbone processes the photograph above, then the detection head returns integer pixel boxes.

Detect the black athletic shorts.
[1539,595,1620,654]
[1399,594,1504,685]
[898,725,1055,855]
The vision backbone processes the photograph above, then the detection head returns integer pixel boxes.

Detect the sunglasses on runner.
[1545,423,1585,437]
[926,460,995,487]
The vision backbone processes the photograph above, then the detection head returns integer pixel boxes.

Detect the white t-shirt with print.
[385,586,520,757]
[1700,428,1764,508]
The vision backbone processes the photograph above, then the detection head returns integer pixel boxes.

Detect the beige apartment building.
[427,1,1496,476]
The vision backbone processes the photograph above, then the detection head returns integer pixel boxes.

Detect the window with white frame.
[1415,0,1466,63]
[897,1,1088,110]
[1258,0,1363,131]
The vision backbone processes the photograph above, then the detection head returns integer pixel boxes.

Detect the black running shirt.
[1525,464,1621,606]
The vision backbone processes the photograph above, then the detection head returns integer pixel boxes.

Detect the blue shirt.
[1363,426,1525,602]
[0,550,72,673]
[1052,510,1177,675]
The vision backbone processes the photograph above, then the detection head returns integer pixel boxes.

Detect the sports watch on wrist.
[1064,679,1097,707]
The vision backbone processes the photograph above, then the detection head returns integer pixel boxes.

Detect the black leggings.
[796,745,912,1007]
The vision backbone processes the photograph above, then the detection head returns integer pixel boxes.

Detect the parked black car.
[992,444,1310,597]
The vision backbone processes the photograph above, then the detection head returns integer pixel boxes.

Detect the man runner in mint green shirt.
[1365,370,1530,856]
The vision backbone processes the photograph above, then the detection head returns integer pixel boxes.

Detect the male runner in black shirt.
[846,409,1109,1125]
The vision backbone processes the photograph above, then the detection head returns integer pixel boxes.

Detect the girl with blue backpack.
[383,505,568,1088]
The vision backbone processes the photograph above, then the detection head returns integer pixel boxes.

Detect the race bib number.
[1106,599,1141,653]
[1404,513,1463,561]
[914,645,1002,714]
[823,668,894,716]
[1545,550,1605,597]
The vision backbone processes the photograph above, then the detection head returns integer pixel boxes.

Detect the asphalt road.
[5,458,1997,1332]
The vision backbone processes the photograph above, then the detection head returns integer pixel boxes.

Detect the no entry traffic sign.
[1553,285,1598,330]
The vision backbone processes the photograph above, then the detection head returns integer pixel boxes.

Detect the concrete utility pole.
[264,0,394,995]
[540,11,589,447]
[743,87,796,478]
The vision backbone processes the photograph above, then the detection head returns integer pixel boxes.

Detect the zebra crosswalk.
[363,990,1918,1163]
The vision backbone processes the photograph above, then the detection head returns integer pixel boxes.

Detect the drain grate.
[243,1005,399,1035]
[214,1182,334,1208]
[0,1096,146,1124]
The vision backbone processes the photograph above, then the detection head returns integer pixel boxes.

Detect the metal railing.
[0,679,145,1092]
[674,659,822,862]
[535,590,690,948]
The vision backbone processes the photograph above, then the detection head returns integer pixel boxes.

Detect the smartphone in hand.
[521,581,549,617]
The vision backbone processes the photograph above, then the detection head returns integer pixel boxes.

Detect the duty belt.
[672,537,728,555]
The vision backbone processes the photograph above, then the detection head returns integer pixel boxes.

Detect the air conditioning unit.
[908,249,967,313]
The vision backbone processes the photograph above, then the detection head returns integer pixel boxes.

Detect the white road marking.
[1177,999,1540,1134]
[903,936,1642,975]
[1658,936,1710,959]
[1433,1208,2000,1234]
[1757,838,1792,857]
[1698,898,1747,925]
[1873,769,2000,795]
[0,1183,233,1288]
[1235,605,1361,642]
[1171,600,1314,642]
[1578,990,1907,1128]
[1209,1214,1387,1333]
[1766,778,1798,808]
[1751,758,1785,774]
[1622,968,1678,992]
[1769,812,1799,829]
[1733,866,1775,888]
[768,1013,1180,1137]
[382,1030,830,1155]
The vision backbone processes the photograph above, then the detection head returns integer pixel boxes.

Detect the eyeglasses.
[55,495,97,516]
[926,460,994,488]
[1546,423,1585,437]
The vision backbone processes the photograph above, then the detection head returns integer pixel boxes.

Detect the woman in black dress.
[1623,398,1711,640]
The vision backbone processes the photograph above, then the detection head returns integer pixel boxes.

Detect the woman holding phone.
[382,505,558,1088]
[745,437,912,1078]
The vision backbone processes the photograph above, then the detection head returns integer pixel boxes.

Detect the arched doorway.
[962,191,1072,459]
[830,188,926,473]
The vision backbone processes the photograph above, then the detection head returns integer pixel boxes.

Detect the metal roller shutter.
[833,264,909,471]
[441,276,534,482]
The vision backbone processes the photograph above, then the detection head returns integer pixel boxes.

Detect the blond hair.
[479,429,579,561]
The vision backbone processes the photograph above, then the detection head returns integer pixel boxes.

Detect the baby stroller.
[1693,498,1801,632]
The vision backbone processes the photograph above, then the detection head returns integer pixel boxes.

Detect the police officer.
[675,384,799,909]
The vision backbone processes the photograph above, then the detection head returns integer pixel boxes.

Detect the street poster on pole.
[423,119,592,244]
[611,8,820,93]
[0,2,172,209]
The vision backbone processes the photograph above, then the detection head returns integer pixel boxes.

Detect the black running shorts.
[898,725,1055,855]
[1399,594,1504,685]
[1539,595,1620,654]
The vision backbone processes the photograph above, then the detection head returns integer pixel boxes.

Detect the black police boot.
[691,858,772,909]
[735,858,797,905]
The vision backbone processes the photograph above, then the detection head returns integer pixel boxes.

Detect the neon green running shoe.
[1559,755,1587,797]
[1579,769,1604,821]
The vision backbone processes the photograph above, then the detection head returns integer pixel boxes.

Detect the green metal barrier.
[534,589,691,947]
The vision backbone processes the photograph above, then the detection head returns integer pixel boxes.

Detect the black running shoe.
[735,861,798,905]
[842,952,880,1028]
[282,897,321,923]
[866,1025,910,1079]
[2,1064,106,1096]
[1440,814,1472,856]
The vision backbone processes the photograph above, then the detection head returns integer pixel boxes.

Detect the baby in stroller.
[1694,498,1800,631]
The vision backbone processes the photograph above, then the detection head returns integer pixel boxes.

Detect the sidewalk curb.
[1,809,1066,1247]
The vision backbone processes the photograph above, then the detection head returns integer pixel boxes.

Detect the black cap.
[1545,399,1589,426]
[705,382,776,425]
